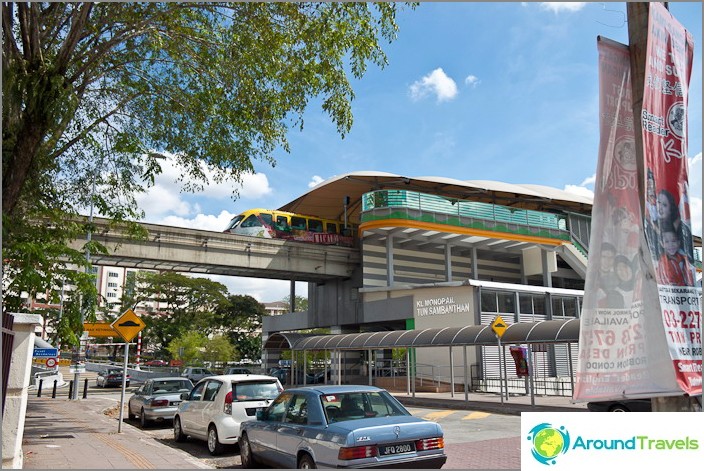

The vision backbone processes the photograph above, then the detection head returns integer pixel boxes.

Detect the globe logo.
[526,423,570,465]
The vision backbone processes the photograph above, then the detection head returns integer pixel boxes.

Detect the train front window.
[226,215,244,231]
[241,215,262,228]
[260,213,273,226]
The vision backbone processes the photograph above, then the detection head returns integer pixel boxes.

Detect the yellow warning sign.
[83,322,116,338]
[110,309,146,342]
[491,315,508,338]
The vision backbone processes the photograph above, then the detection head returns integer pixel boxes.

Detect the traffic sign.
[33,347,59,358]
[491,315,508,338]
[110,308,146,342]
[45,358,57,368]
[83,322,116,337]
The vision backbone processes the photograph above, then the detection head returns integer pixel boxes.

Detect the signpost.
[33,347,58,358]
[491,316,508,403]
[83,322,116,337]
[111,309,146,433]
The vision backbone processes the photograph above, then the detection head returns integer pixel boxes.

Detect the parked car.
[180,367,215,383]
[128,377,194,427]
[239,385,447,469]
[587,398,652,412]
[96,368,130,388]
[224,367,252,375]
[144,359,168,367]
[173,374,283,455]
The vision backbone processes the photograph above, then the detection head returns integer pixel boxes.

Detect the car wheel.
[298,454,316,469]
[240,433,259,468]
[207,425,226,455]
[140,408,149,428]
[609,404,630,412]
[173,416,187,442]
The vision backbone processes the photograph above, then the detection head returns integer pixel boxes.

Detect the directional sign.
[110,308,146,343]
[491,315,508,338]
[83,322,116,338]
[33,348,59,358]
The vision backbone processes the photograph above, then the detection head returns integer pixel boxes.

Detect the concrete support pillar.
[541,249,552,288]
[445,245,452,281]
[471,247,478,280]
[386,234,394,286]
[2,313,43,469]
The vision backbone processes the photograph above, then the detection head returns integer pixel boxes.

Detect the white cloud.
[539,3,587,13]
[137,155,273,223]
[153,210,235,231]
[579,174,596,187]
[187,274,307,303]
[308,175,324,188]
[563,184,594,199]
[409,68,458,103]
[464,75,481,88]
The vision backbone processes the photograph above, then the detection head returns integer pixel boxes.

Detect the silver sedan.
[239,385,447,469]
[128,377,193,428]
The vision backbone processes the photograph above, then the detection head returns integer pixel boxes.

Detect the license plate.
[379,442,415,456]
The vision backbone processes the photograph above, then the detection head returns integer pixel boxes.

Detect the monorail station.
[260,171,702,397]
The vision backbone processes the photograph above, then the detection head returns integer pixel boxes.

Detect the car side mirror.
[180,392,190,400]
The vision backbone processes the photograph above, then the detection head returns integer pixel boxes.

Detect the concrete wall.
[2,313,42,469]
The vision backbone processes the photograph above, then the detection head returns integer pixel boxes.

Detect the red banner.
[510,346,529,377]
[641,3,700,396]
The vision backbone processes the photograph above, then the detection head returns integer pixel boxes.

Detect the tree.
[283,294,309,313]
[167,331,208,366]
[2,3,415,330]
[135,271,229,356]
[215,294,266,361]
[202,334,238,366]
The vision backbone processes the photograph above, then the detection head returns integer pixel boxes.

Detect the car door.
[276,394,310,469]
[130,380,151,414]
[252,392,292,466]
[180,380,207,435]
[198,379,223,435]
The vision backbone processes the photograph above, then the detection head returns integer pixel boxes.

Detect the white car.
[173,374,282,455]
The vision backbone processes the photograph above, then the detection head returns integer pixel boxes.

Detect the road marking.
[423,410,456,421]
[461,411,490,420]
[95,433,155,469]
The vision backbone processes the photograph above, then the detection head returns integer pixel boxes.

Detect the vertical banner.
[640,3,701,396]
[574,37,682,401]
[510,346,529,377]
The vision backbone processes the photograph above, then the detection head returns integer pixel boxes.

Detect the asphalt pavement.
[20,376,586,470]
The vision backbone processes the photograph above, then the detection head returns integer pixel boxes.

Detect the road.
[53,368,522,469]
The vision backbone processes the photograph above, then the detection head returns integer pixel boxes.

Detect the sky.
[132,2,703,303]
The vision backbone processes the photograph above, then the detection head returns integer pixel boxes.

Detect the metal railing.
[361,190,571,242]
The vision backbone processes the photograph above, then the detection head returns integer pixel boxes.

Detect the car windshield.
[321,391,410,423]
[232,381,280,401]
[106,369,122,375]
[152,380,191,394]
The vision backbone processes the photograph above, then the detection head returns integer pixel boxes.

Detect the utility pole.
[626,2,700,413]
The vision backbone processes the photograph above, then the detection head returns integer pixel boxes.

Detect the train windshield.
[225,215,244,231]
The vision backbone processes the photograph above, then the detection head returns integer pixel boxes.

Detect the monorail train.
[224,208,356,247]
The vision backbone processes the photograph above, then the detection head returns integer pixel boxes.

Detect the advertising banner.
[574,37,683,401]
[510,346,529,377]
[640,3,700,395]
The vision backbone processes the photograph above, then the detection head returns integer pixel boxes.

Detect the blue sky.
[134,2,703,302]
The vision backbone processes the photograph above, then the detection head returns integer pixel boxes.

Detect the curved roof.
[263,318,581,351]
[279,171,594,224]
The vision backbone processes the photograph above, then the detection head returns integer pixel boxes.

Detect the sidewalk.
[20,388,586,469]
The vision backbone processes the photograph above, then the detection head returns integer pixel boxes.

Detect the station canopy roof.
[264,318,581,351]
[278,171,595,224]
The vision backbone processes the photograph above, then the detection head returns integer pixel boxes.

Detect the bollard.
[52,380,58,398]
[37,379,43,397]
[83,378,89,399]
[68,380,73,399]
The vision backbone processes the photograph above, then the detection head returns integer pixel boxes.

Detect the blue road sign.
[33,348,58,358]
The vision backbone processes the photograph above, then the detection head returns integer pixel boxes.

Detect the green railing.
[361,190,571,242]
